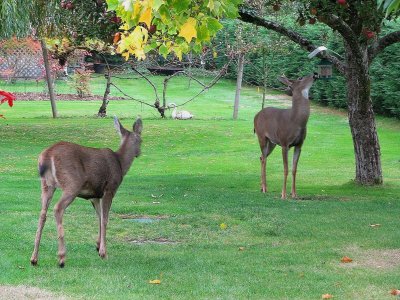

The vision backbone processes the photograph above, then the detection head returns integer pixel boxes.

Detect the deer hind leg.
[30,180,56,266]
[291,146,302,198]
[281,146,289,199]
[90,198,101,252]
[260,139,276,193]
[98,191,114,259]
[54,192,76,268]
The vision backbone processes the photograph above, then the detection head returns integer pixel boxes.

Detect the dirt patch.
[0,285,67,300]
[12,92,127,101]
[341,246,400,269]
[127,237,178,245]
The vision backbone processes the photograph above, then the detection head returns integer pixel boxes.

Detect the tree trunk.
[40,40,57,118]
[98,72,111,117]
[345,47,383,185]
[233,52,245,119]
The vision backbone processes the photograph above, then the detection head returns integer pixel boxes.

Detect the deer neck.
[290,92,310,126]
[115,137,136,176]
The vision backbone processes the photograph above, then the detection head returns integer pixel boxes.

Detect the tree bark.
[40,40,57,118]
[233,52,245,120]
[345,45,383,185]
[98,72,111,117]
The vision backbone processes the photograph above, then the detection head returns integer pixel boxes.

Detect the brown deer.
[254,73,318,199]
[30,117,142,267]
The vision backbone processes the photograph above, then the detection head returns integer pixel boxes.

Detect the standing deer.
[254,73,318,199]
[30,117,142,267]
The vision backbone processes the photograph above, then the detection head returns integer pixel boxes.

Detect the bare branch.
[109,82,156,108]
[368,30,400,63]
[238,8,346,74]
[131,66,160,104]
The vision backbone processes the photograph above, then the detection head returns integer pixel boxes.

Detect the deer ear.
[278,76,293,87]
[133,118,143,135]
[114,116,128,136]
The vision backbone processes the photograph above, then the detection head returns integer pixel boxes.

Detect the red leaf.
[391,289,400,296]
[0,90,16,107]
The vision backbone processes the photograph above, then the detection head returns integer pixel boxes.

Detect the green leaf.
[159,44,169,57]
[158,5,170,23]
[106,0,119,11]
[206,18,223,36]
[153,0,164,11]
[173,0,190,13]
[197,24,211,42]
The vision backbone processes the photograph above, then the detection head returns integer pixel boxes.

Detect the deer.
[254,73,318,199]
[30,116,143,267]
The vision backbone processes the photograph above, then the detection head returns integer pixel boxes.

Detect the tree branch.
[368,30,400,63]
[238,8,346,74]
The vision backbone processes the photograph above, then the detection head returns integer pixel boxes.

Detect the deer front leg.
[90,198,101,252]
[281,146,289,199]
[260,156,267,192]
[30,181,55,266]
[98,192,114,259]
[291,146,302,198]
[54,193,76,268]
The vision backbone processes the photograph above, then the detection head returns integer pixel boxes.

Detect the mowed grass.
[0,74,399,299]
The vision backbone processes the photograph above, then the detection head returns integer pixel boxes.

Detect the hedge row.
[213,19,400,118]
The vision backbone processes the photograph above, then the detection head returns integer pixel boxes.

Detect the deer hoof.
[30,259,38,266]
[98,249,107,259]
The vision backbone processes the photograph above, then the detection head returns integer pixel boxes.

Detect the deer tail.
[38,162,48,177]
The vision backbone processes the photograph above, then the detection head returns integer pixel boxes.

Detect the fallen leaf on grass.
[220,223,228,230]
[322,294,333,299]
[369,224,381,228]
[340,256,353,263]
[149,279,161,284]
[151,194,163,198]
[391,289,400,296]
[238,247,245,251]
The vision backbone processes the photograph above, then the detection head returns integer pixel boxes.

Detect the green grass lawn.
[0,74,399,299]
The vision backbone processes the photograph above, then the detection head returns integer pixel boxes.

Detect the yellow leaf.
[178,17,197,43]
[220,223,227,230]
[121,51,130,61]
[132,2,141,18]
[149,279,161,284]
[139,7,152,28]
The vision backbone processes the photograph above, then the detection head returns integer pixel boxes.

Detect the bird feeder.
[316,58,333,79]
[308,46,333,80]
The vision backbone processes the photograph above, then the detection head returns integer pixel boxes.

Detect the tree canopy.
[106,0,242,60]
